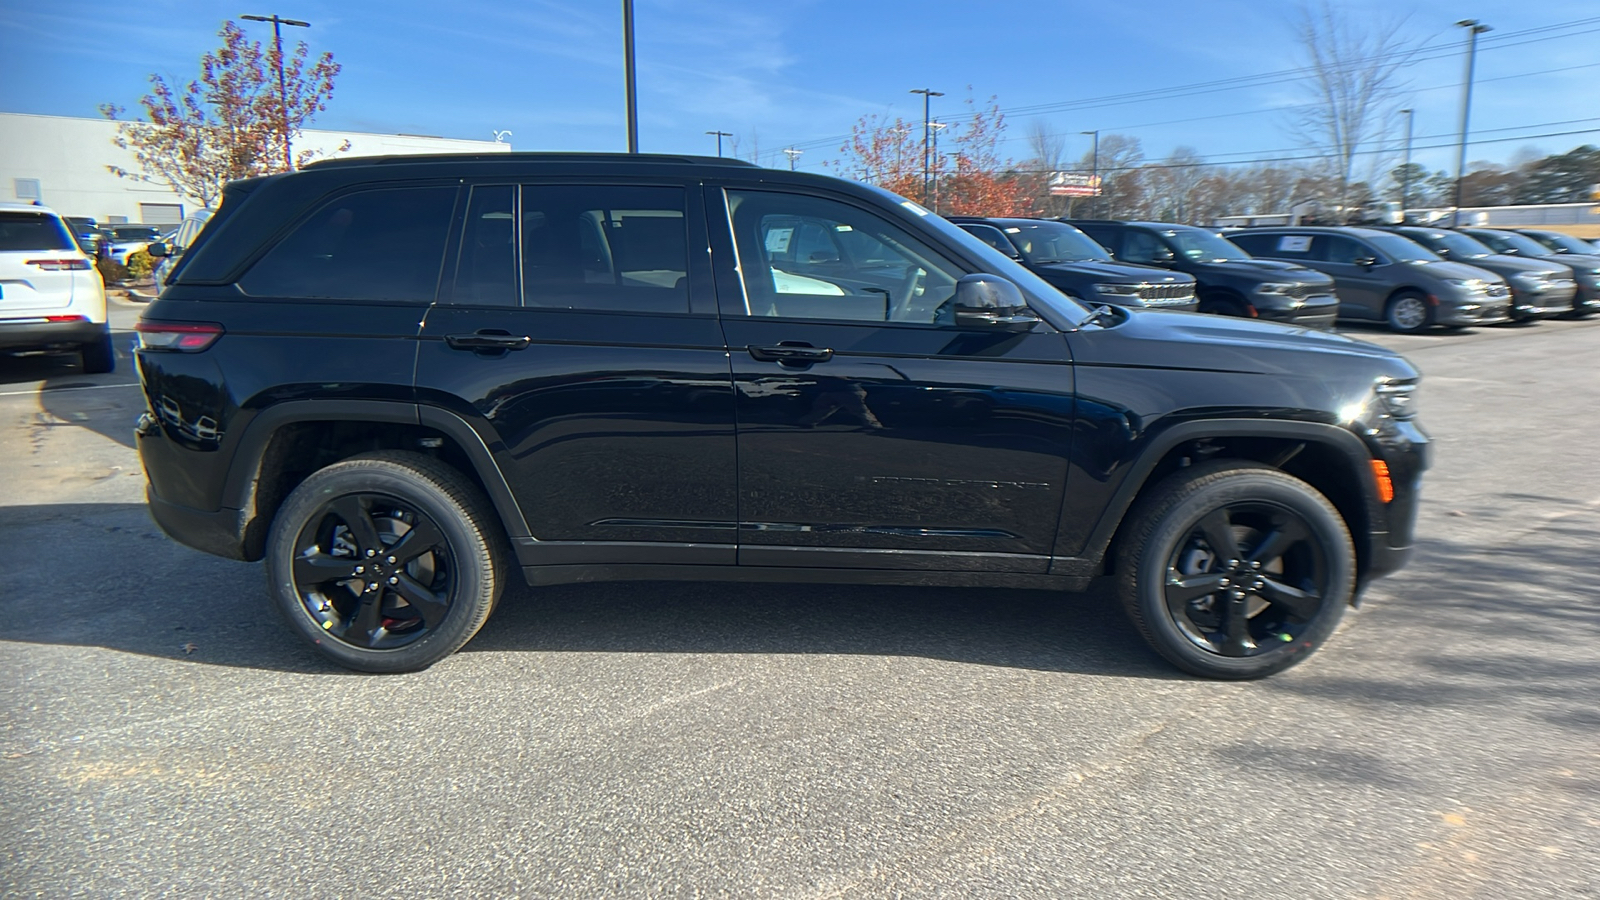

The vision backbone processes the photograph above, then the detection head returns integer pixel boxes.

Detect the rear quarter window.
[238,185,457,303]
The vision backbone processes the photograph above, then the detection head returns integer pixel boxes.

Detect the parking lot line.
[0,383,141,398]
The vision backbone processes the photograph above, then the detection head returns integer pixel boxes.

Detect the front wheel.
[265,451,507,673]
[1385,291,1432,334]
[1115,462,1354,679]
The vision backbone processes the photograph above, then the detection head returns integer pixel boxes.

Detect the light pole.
[928,121,948,212]
[705,130,732,157]
[1081,130,1100,217]
[909,88,943,205]
[622,0,638,152]
[783,147,802,170]
[241,14,309,171]
[1452,19,1491,226]
[1399,108,1414,217]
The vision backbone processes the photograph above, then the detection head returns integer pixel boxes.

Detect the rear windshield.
[0,212,76,251]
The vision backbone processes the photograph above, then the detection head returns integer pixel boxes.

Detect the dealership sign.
[1049,172,1102,197]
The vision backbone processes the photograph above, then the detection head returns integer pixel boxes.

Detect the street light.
[622,0,638,152]
[1081,130,1100,217]
[910,88,943,204]
[782,147,803,170]
[928,121,949,213]
[1452,19,1492,226]
[1399,109,1414,217]
[705,130,732,157]
[241,14,310,170]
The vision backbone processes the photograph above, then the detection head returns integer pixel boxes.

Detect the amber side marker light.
[1370,459,1395,504]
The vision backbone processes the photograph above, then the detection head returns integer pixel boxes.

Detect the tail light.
[24,258,93,271]
[135,321,224,352]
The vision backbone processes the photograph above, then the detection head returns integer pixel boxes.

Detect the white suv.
[0,202,113,373]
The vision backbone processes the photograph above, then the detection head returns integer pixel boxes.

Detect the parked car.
[1066,219,1340,330]
[1371,226,1573,321]
[0,202,114,372]
[1225,226,1511,333]
[948,216,1197,311]
[1459,227,1600,316]
[102,224,164,265]
[150,209,213,289]
[63,216,107,258]
[136,153,1427,679]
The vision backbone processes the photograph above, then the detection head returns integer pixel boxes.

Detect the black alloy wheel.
[1117,462,1353,679]
[266,451,505,673]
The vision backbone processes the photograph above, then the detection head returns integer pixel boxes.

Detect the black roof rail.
[1060,218,1124,223]
[302,151,761,170]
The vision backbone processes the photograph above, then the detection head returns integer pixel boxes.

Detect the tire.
[265,450,508,673]
[81,329,115,374]
[1114,461,1354,679]
[1385,291,1432,334]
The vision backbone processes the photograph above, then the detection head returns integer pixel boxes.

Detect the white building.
[0,112,510,225]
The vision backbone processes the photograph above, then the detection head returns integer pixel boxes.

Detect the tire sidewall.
[1132,471,1353,679]
[266,461,493,673]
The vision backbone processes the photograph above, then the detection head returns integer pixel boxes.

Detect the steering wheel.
[890,266,926,322]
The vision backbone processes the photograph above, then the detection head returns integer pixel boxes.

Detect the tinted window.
[727,189,963,324]
[0,212,75,251]
[1363,233,1437,263]
[1119,229,1169,264]
[1230,233,1312,259]
[1317,235,1368,265]
[453,185,516,306]
[240,186,456,302]
[1165,228,1250,261]
[998,220,1110,263]
[521,185,688,313]
[957,223,1020,257]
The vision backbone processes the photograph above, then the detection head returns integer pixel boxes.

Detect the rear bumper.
[0,319,105,352]
[146,484,249,561]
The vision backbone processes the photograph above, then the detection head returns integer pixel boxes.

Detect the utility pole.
[622,0,638,152]
[1081,130,1100,217]
[782,147,802,170]
[928,121,948,213]
[1399,108,1414,216]
[909,88,943,205]
[241,14,310,171]
[705,130,732,157]
[1452,19,1491,226]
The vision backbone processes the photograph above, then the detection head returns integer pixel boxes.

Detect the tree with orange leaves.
[832,94,1033,217]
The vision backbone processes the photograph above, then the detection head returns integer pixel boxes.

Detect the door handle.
[445,331,531,351]
[748,343,833,365]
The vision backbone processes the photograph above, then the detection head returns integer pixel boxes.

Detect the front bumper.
[1508,283,1576,319]
[1257,295,1340,331]
[1435,293,1511,327]
[0,319,106,353]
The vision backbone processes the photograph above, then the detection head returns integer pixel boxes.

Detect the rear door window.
[239,185,457,302]
[520,185,689,313]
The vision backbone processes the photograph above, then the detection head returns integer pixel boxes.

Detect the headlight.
[1093,283,1142,296]
[1254,282,1297,295]
[1510,272,1546,288]
[1441,278,1486,292]
[1374,379,1418,419]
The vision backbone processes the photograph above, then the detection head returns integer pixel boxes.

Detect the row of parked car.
[953,216,1600,334]
[62,216,169,265]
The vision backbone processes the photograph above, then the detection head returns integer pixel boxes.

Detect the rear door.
[414,179,738,569]
[709,184,1076,574]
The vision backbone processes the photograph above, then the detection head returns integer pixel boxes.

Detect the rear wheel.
[1385,291,1432,333]
[265,451,507,673]
[81,329,115,374]
[1115,462,1354,679]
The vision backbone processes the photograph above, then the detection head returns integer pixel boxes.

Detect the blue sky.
[5,0,1597,180]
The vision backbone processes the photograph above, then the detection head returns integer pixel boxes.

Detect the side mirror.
[1353,255,1378,269]
[1152,247,1176,263]
[948,274,1038,331]
[146,242,169,259]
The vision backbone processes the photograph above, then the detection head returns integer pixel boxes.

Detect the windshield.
[1408,230,1491,259]
[108,225,161,241]
[1366,232,1438,263]
[996,220,1111,264]
[1467,229,1549,257]
[1527,231,1596,255]
[1164,227,1250,262]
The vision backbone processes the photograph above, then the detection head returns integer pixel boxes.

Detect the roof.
[302,151,760,171]
[0,201,58,214]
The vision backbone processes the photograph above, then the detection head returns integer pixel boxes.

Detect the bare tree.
[1023,120,1069,215]
[1287,2,1417,219]
[1144,146,1207,223]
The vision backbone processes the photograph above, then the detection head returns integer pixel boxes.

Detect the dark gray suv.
[1226,226,1512,333]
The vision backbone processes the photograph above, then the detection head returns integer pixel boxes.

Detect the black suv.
[948,217,1198,311]
[1066,220,1340,330]
[136,153,1427,680]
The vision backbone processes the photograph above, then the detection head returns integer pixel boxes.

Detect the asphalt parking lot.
[2,301,1597,899]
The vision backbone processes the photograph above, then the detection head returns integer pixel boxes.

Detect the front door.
[415,180,737,568]
[709,186,1077,573]
[1313,234,1389,320]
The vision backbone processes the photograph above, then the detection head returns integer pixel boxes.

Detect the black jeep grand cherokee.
[136,153,1426,679]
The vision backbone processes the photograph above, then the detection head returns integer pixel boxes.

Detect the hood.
[1416,259,1507,283]
[1538,252,1600,274]
[1036,259,1194,284]
[1070,306,1415,379]
[1453,254,1574,278]
[1189,257,1333,283]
